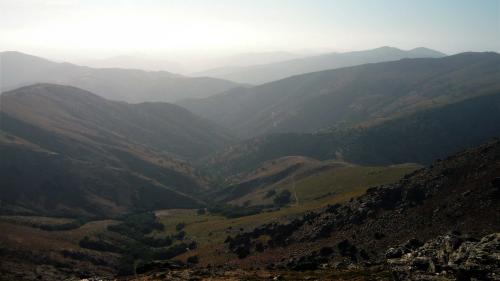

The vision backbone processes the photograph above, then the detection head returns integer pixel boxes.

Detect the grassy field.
[291,163,420,202]
[229,162,420,207]
[0,162,420,274]
[154,162,420,264]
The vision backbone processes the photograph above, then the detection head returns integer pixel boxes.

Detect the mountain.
[0,135,202,217]
[192,46,446,84]
[210,156,419,208]
[1,84,233,159]
[0,84,234,217]
[0,51,241,103]
[203,91,500,176]
[180,52,500,138]
[223,140,500,279]
[81,55,184,73]
[191,51,303,77]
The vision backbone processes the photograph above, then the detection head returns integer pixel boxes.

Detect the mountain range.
[203,90,500,176]
[0,84,234,217]
[193,46,446,84]
[1,48,500,280]
[180,52,500,139]
[0,51,241,103]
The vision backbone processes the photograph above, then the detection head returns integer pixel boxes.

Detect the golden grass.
[154,163,420,263]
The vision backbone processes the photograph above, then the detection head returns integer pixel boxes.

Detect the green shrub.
[207,204,266,218]
[264,189,276,198]
[176,222,185,231]
[273,190,291,206]
[79,236,122,253]
[187,255,199,264]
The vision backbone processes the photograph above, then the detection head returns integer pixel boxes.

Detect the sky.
[0,0,499,62]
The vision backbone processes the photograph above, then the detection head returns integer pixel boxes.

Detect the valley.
[1,49,499,280]
[0,159,419,280]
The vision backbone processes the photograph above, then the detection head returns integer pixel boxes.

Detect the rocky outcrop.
[387,232,500,280]
[222,140,500,272]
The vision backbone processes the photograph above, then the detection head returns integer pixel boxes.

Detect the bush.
[264,189,276,198]
[255,242,265,252]
[235,246,250,259]
[39,217,88,231]
[188,241,197,250]
[141,236,173,247]
[319,246,334,257]
[153,243,188,260]
[273,190,291,206]
[108,212,164,240]
[79,236,122,253]
[176,223,185,231]
[174,231,186,240]
[187,255,199,264]
[207,204,266,218]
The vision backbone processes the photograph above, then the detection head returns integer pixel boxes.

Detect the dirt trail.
[292,175,299,206]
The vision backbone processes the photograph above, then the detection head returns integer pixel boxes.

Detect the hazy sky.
[1,0,499,60]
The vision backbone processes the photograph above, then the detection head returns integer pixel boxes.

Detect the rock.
[386,247,403,259]
[385,238,422,260]
[387,232,500,281]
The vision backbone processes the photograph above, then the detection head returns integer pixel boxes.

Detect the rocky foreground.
[388,232,499,280]
[122,141,500,280]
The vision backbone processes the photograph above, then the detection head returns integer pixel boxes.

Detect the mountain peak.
[408,47,446,57]
[374,46,402,51]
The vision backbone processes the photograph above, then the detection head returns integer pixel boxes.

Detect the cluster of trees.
[107,212,164,239]
[273,190,291,206]
[78,212,197,276]
[206,189,293,219]
[207,204,266,218]
[36,217,89,231]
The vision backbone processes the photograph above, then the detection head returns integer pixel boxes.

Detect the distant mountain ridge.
[180,52,500,139]
[193,46,446,84]
[0,51,241,103]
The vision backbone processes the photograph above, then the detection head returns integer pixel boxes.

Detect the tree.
[187,255,199,264]
[273,190,291,206]
[264,189,276,198]
[176,222,185,231]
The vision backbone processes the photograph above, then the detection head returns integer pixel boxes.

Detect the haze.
[1,0,498,72]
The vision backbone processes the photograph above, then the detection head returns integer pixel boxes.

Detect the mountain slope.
[180,52,500,138]
[0,51,241,103]
[0,84,235,217]
[203,91,500,176]
[193,46,445,84]
[211,156,419,208]
[1,84,233,160]
[224,140,500,275]
[0,137,201,217]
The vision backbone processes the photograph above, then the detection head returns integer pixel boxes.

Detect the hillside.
[211,156,419,208]
[193,46,445,84]
[0,84,235,216]
[202,90,500,176]
[1,84,233,160]
[0,138,202,217]
[0,51,241,103]
[180,52,500,138]
[221,140,500,280]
